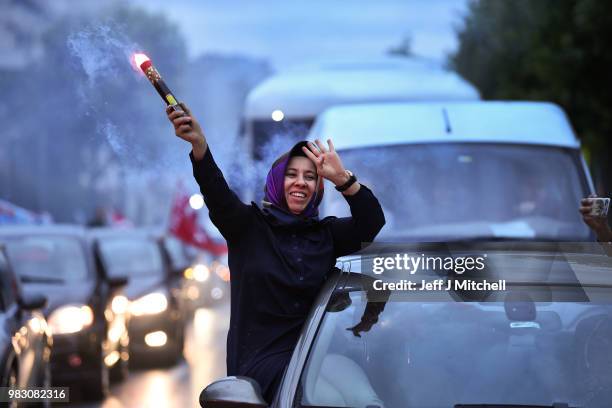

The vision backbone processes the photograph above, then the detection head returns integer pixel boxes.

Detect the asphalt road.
[73,299,230,408]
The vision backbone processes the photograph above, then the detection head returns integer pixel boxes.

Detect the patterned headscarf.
[264,141,324,218]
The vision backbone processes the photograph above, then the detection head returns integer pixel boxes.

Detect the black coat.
[190,148,385,403]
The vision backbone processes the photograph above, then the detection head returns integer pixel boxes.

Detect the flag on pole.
[168,186,228,256]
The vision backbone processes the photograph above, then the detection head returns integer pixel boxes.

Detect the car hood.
[22,280,95,315]
[123,275,166,300]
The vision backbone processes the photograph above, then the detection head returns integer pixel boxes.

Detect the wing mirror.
[199,376,267,408]
[19,292,47,311]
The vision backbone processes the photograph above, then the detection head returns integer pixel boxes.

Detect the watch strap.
[335,170,357,192]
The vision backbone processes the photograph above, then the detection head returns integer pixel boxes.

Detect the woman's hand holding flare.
[166,102,208,160]
[302,139,360,195]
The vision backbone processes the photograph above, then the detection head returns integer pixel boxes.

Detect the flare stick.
[134,53,185,114]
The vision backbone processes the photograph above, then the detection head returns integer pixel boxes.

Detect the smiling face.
[284,156,317,215]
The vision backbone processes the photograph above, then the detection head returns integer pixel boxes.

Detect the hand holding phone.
[586,197,610,217]
[580,196,612,242]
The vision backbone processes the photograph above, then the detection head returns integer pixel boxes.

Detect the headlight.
[48,305,94,335]
[129,292,168,316]
[193,264,210,282]
[111,295,129,315]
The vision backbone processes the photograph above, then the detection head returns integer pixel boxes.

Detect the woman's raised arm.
[301,139,385,257]
[166,102,251,241]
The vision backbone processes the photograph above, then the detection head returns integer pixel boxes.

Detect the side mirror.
[19,293,47,311]
[107,275,129,288]
[199,376,267,408]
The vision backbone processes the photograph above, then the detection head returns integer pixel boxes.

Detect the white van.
[244,57,479,160]
[309,101,594,241]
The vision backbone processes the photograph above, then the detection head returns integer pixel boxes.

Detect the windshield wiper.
[20,275,64,284]
[455,403,578,408]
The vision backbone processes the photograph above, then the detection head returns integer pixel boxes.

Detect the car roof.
[87,227,156,241]
[308,101,580,149]
[245,57,480,120]
[0,224,87,238]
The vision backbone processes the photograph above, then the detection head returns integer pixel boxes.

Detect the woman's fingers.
[315,139,327,153]
[178,102,192,115]
[173,116,192,128]
[327,138,335,152]
[306,142,322,157]
[177,124,193,134]
[168,110,186,121]
[302,146,321,164]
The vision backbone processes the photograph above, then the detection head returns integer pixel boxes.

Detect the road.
[74,299,230,408]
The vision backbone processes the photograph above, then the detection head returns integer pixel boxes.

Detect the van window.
[324,143,590,241]
[252,119,313,160]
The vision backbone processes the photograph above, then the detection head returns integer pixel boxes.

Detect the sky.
[129,0,470,70]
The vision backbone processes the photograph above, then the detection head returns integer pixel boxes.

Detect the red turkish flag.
[168,187,228,256]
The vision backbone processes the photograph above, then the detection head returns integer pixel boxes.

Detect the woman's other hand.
[166,102,208,160]
[580,194,612,242]
[302,139,348,185]
[303,139,360,195]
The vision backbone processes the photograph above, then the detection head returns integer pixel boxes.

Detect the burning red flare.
[133,53,151,71]
[132,51,183,111]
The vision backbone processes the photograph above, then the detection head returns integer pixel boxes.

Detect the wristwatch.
[335,170,357,192]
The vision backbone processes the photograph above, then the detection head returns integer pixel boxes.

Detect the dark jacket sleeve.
[190,148,251,242]
[329,184,385,258]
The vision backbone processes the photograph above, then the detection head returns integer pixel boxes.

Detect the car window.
[4,236,89,281]
[98,238,164,277]
[0,250,18,309]
[323,143,590,241]
[299,273,612,408]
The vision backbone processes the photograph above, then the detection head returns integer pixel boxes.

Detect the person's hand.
[346,316,378,337]
[580,194,612,242]
[302,139,349,186]
[166,102,207,159]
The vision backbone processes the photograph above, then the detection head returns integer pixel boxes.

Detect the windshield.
[299,285,612,407]
[4,236,89,281]
[98,238,164,277]
[323,143,590,241]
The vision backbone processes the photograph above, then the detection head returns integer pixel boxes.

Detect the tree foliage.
[451,0,612,192]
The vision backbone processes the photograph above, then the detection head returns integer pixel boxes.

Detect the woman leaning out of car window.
[166,102,385,404]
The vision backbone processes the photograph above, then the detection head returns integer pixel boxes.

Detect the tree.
[451,0,612,194]
[0,4,189,222]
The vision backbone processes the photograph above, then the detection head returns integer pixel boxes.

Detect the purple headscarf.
[264,141,324,218]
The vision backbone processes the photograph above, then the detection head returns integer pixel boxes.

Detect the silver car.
[200,243,612,408]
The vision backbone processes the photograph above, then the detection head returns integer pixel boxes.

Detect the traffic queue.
[0,224,228,402]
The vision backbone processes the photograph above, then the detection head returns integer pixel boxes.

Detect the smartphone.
[587,197,610,217]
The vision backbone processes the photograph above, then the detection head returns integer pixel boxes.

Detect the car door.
[0,249,45,388]
[0,249,24,387]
